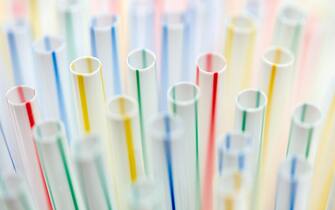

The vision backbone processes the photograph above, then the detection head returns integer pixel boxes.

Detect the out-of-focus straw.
[33,36,75,139]
[274,156,312,210]
[222,15,256,131]
[149,113,184,210]
[90,14,123,98]
[167,82,201,210]
[127,49,159,176]
[196,52,226,210]
[286,103,322,161]
[34,121,83,210]
[0,119,16,173]
[6,86,52,210]
[4,19,34,86]
[72,134,114,210]
[28,0,41,38]
[0,173,36,210]
[107,95,143,210]
[258,47,294,210]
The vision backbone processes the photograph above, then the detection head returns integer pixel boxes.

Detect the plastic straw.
[286,103,322,161]
[90,14,123,98]
[28,0,41,37]
[0,173,36,210]
[149,113,184,210]
[34,120,83,210]
[72,134,114,210]
[274,156,312,210]
[6,85,52,210]
[326,176,335,210]
[32,36,75,139]
[167,82,201,210]
[196,52,226,210]
[222,15,256,131]
[107,95,143,210]
[4,19,34,86]
[258,47,294,210]
[0,119,16,173]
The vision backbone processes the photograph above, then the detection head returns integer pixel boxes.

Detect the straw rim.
[228,15,256,34]
[70,56,102,77]
[278,4,305,26]
[262,46,294,68]
[4,18,30,33]
[91,14,119,31]
[292,102,322,129]
[33,120,65,144]
[148,113,183,141]
[6,85,37,107]
[161,12,187,29]
[196,52,227,76]
[218,131,252,155]
[72,134,102,160]
[127,48,156,72]
[107,95,138,121]
[33,35,65,54]
[235,89,267,113]
[167,82,200,106]
[279,157,312,182]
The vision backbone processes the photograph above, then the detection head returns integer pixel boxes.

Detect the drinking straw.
[107,95,143,210]
[129,1,155,51]
[222,15,256,131]
[32,36,75,139]
[128,179,164,210]
[34,121,83,210]
[258,47,294,210]
[27,0,41,37]
[274,156,312,210]
[0,119,16,173]
[214,170,249,210]
[4,19,34,86]
[326,176,335,210]
[286,103,322,161]
[72,134,114,210]
[90,14,123,98]
[127,48,159,176]
[196,52,226,210]
[0,173,36,210]
[6,85,53,210]
[149,113,184,210]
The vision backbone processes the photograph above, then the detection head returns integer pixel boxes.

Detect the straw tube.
[274,157,312,210]
[149,113,185,210]
[34,121,83,210]
[286,103,322,161]
[196,52,226,210]
[90,14,123,98]
[72,134,114,210]
[33,36,75,139]
[4,19,34,86]
[0,119,16,173]
[0,173,36,210]
[107,95,143,210]
[127,49,159,176]
[6,86,53,210]
[222,15,257,131]
[167,82,201,210]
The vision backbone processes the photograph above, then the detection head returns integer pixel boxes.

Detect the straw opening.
[149,114,183,141]
[34,121,63,143]
[73,134,101,159]
[279,5,305,25]
[91,14,118,30]
[293,103,322,128]
[70,56,102,76]
[168,82,200,106]
[6,86,36,106]
[236,89,267,111]
[33,36,64,53]
[127,49,156,71]
[220,132,251,154]
[197,53,227,74]
[107,96,138,121]
[280,157,311,181]
[263,47,294,67]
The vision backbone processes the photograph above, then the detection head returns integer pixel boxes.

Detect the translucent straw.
[149,113,184,210]
[90,14,123,98]
[72,134,114,210]
[196,52,226,210]
[34,120,83,210]
[274,156,312,210]
[27,0,41,37]
[6,86,53,210]
[127,49,159,176]
[286,103,322,161]
[258,47,294,210]
[222,15,257,131]
[167,82,201,210]
[4,19,34,86]
[0,119,16,173]
[0,173,36,210]
[107,95,143,210]
[32,36,75,139]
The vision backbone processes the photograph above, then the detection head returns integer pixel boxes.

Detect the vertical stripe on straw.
[29,0,40,37]
[163,116,176,210]
[224,196,234,210]
[7,31,22,84]
[300,104,313,158]
[90,18,97,57]
[65,11,76,59]
[241,111,247,132]
[0,121,16,171]
[196,66,200,85]
[289,157,297,210]
[118,98,137,182]
[242,27,256,88]
[160,24,169,111]
[56,137,79,209]
[194,91,201,210]
[290,24,302,55]
[224,24,234,63]
[76,165,91,209]
[77,76,91,133]
[172,87,177,114]
[94,156,113,210]
[111,26,122,95]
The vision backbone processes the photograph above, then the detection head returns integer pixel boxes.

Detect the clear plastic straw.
[127,48,159,176]
[222,15,257,131]
[27,0,41,37]
[90,14,123,98]
[34,120,83,210]
[167,82,201,210]
[274,156,312,210]
[196,52,226,210]
[6,85,53,210]
[0,119,16,173]
[72,134,114,210]
[149,113,184,210]
[107,95,143,210]
[0,173,36,210]
[286,103,322,161]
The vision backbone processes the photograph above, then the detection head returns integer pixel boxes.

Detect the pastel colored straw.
[0,119,16,173]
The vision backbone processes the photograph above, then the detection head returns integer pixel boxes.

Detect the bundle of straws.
[0,0,335,210]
